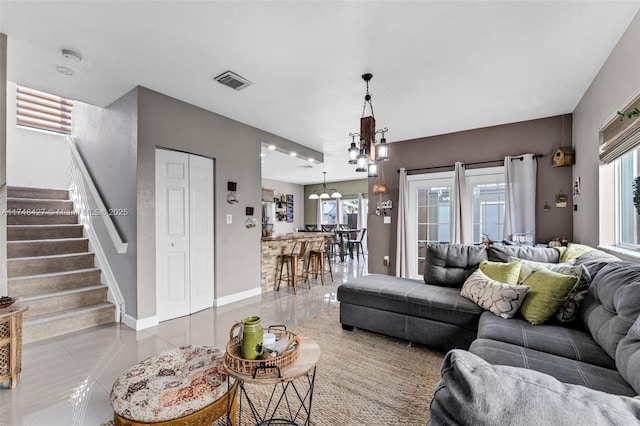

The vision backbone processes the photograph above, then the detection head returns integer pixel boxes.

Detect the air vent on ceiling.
[214,71,252,91]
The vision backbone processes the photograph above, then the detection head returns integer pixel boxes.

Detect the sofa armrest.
[428,350,640,426]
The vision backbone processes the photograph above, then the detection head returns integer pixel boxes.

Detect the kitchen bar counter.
[260,232,329,292]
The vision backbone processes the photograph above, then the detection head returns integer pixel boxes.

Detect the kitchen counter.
[260,232,330,292]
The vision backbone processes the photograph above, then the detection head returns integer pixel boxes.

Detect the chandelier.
[308,171,342,199]
[348,73,389,177]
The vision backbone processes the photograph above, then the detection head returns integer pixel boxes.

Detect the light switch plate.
[384,216,391,224]
[226,214,233,224]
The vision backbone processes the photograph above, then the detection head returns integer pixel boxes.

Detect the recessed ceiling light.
[290,152,297,157]
[260,153,266,157]
[56,66,73,76]
[268,145,276,150]
[308,158,314,162]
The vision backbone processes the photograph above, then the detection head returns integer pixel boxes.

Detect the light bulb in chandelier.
[355,149,367,172]
[367,162,378,177]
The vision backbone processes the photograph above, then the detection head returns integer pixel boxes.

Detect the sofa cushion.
[469,338,636,396]
[617,315,640,394]
[487,245,560,263]
[423,244,487,288]
[477,312,615,369]
[581,261,640,359]
[337,274,483,329]
[519,267,578,325]
[428,349,640,426]
[573,249,620,279]
[460,269,529,319]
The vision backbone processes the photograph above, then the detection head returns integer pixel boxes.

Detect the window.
[617,146,640,248]
[16,85,74,135]
[408,167,505,278]
[321,197,367,227]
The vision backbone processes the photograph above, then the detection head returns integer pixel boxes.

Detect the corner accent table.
[0,303,29,389]
[224,336,320,425]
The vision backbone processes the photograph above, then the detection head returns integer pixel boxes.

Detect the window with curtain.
[16,85,74,135]
[408,167,505,278]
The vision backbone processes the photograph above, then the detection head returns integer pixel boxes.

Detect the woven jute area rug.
[282,306,445,425]
[104,307,445,425]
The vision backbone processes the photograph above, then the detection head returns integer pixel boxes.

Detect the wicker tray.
[224,323,300,377]
[0,297,16,309]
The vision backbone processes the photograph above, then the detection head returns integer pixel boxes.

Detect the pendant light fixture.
[348,73,389,177]
[309,171,342,199]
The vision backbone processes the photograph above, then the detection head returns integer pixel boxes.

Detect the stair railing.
[66,135,126,321]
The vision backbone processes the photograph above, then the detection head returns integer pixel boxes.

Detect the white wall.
[573,11,640,247]
[262,178,304,234]
[6,82,70,189]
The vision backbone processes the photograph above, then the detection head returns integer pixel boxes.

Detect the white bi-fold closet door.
[156,148,214,322]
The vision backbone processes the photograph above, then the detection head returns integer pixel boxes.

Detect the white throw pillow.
[460,269,530,319]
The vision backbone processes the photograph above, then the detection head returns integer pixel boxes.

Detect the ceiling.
[1,1,639,185]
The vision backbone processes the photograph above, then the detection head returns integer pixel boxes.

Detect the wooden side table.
[0,303,28,389]
[224,336,320,425]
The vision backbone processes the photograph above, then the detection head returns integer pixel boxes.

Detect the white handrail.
[65,136,128,254]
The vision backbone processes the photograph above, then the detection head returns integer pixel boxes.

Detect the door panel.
[189,155,214,313]
[156,149,190,321]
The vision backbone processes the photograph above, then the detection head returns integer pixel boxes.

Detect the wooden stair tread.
[7,267,100,282]
[19,284,107,302]
[23,303,114,325]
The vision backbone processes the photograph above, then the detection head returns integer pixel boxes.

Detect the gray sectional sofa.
[337,244,640,424]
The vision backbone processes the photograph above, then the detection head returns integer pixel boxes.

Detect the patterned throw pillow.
[460,269,530,319]
[509,256,592,322]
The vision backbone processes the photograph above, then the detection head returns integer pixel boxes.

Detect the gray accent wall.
[136,87,263,318]
[72,88,139,316]
[0,33,7,295]
[573,11,640,248]
[368,115,574,275]
[73,86,304,322]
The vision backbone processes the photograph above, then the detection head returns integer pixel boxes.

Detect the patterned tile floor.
[0,258,367,426]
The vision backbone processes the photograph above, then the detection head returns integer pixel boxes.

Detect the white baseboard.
[123,313,159,331]
[215,287,262,307]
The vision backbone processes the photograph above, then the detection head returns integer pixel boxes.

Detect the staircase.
[6,186,115,343]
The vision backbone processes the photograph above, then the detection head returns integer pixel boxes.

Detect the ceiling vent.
[214,71,252,91]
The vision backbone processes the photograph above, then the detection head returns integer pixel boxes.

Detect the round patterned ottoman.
[110,345,236,425]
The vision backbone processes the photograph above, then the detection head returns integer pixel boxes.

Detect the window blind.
[600,92,640,164]
[16,85,73,135]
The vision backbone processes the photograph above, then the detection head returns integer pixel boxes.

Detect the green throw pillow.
[559,243,594,263]
[479,259,522,285]
[519,268,578,325]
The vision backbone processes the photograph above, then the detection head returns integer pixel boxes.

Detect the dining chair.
[347,228,367,261]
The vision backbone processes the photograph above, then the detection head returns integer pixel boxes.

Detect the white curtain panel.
[503,153,537,242]
[451,162,472,244]
[336,198,343,225]
[357,193,367,230]
[396,168,413,277]
[316,200,323,229]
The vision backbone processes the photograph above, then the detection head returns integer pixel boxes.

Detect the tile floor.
[0,258,367,426]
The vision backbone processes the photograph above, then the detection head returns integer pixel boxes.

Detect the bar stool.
[276,240,309,294]
[306,239,333,285]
